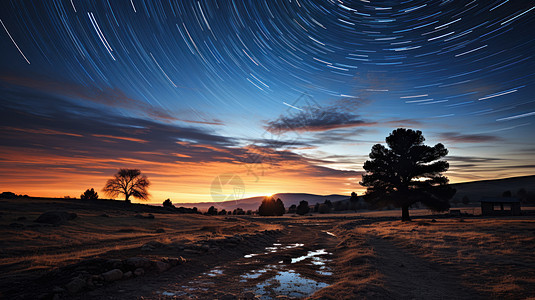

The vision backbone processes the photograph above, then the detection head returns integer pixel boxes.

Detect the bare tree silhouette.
[103,169,150,202]
[361,128,455,221]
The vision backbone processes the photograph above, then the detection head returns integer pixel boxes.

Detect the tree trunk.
[125,194,130,203]
[401,205,411,222]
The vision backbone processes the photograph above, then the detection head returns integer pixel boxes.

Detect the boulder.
[134,268,144,276]
[34,211,77,226]
[153,261,171,273]
[125,257,152,269]
[102,269,123,282]
[164,256,186,266]
[65,277,86,294]
[123,271,133,279]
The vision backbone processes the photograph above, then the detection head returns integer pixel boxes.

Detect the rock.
[101,269,123,282]
[9,222,24,228]
[52,293,61,300]
[135,214,155,219]
[34,211,77,226]
[17,216,27,221]
[106,259,123,269]
[52,286,65,293]
[155,228,165,233]
[220,294,237,300]
[100,214,110,218]
[201,244,211,251]
[123,271,133,279]
[125,257,152,269]
[65,277,86,294]
[164,256,186,266]
[134,268,144,277]
[153,261,171,273]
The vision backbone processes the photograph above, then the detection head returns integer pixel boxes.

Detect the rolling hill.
[177,193,348,211]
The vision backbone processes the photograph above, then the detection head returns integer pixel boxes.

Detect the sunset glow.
[1,1,534,203]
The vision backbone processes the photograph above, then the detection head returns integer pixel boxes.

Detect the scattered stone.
[123,271,133,279]
[125,257,152,269]
[101,269,123,282]
[134,268,145,277]
[100,214,110,218]
[153,261,171,273]
[52,286,65,293]
[106,259,123,269]
[163,256,186,266]
[155,228,165,233]
[34,211,77,226]
[431,219,437,223]
[65,277,86,294]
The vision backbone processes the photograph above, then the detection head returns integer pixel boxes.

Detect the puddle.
[252,270,329,299]
[204,267,224,277]
[161,242,333,299]
[244,242,304,258]
[291,249,329,263]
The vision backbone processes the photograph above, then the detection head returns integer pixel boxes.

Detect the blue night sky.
[1,0,534,202]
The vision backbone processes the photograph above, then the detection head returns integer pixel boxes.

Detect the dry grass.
[0,197,279,280]
[354,217,535,298]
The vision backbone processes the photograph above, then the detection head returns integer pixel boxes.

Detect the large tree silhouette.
[360,128,455,221]
[103,169,150,202]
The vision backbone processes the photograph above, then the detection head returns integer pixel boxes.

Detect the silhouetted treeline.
[258,197,285,216]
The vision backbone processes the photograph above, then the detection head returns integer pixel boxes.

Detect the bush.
[162,198,174,208]
[288,204,297,214]
[318,203,331,214]
[258,197,285,216]
[80,188,98,200]
[206,206,218,215]
[296,200,310,215]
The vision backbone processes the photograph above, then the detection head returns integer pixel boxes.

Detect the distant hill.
[177,193,348,211]
[450,175,535,203]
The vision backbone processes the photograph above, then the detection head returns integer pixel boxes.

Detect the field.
[1,197,534,299]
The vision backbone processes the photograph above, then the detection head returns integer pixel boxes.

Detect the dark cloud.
[266,106,375,133]
[0,76,223,125]
[0,89,358,181]
[439,132,502,143]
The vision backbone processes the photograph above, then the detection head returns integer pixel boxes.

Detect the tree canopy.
[80,188,98,200]
[103,169,150,202]
[360,128,455,221]
[258,196,285,216]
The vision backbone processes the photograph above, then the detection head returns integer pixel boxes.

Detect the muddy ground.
[1,198,534,299]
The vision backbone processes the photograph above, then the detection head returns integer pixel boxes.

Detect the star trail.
[0,0,534,201]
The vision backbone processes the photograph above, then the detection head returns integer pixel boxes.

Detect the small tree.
[207,206,218,215]
[318,203,331,214]
[296,200,310,215]
[81,188,99,200]
[258,197,285,216]
[502,190,512,198]
[350,192,359,210]
[361,128,455,221]
[163,198,174,208]
[288,204,297,214]
[103,169,150,202]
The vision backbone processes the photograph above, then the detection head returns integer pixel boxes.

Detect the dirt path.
[367,236,482,300]
[77,221,338,299]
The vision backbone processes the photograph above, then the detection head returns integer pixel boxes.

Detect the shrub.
[296,200,310,215]
[162,198,174,208]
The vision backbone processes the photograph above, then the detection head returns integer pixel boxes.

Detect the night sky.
[1,0,534,202]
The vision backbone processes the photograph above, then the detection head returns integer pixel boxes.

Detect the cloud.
[439,132,502,143]
[0,75,223,125]
[266,106,375,133]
